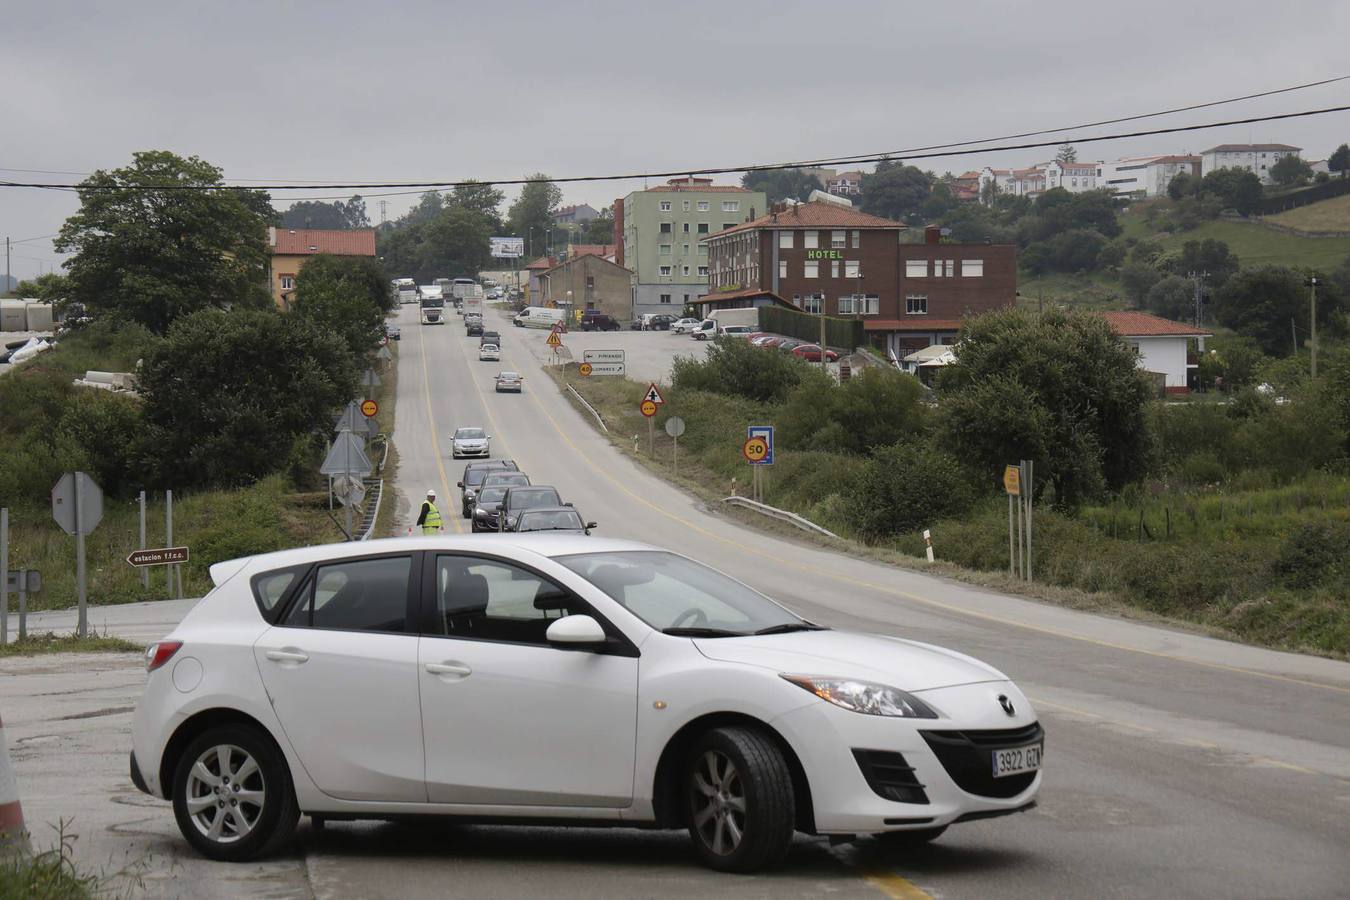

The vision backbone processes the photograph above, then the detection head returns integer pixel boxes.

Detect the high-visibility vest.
[422,501,443,533]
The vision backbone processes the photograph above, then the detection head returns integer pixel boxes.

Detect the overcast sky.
[4,0,1349,280]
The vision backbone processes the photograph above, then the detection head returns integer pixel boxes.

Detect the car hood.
[693,629,1007,692]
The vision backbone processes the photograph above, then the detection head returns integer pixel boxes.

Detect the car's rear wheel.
[874,826,947,848]
[172,724,298,862]
[685,727,794,872]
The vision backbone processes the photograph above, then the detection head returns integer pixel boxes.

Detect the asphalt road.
[381,303,1350,898]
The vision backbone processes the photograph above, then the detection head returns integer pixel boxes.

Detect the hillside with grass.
[1263,191,1350,234]
[1121,209,1350,269]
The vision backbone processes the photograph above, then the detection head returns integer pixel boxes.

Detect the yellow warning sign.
[1004,465,1021,496]
[546,331,562,347]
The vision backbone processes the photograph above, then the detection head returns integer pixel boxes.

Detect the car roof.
[464,459,515,471]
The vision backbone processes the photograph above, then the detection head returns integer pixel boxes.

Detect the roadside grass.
[553,367,1350,658]
[1263,192,1350,233]
[0,631,140,657]
[1120,211,1350,269]
[0,820,145,899]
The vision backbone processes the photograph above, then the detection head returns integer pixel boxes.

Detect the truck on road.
[419,285,446,324]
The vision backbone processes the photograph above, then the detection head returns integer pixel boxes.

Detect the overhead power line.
[2,103,1349,195]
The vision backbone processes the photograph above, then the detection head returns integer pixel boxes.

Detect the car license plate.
[992,743,1042,778]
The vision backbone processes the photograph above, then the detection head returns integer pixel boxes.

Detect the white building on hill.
[1200,144,1301,184]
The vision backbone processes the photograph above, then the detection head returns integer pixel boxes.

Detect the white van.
[691,319,718,341]
[513,307,567,329]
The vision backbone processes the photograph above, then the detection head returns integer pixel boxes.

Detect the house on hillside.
[1095,311,1211,393]
[266,227,377,309]
[1200,144,1301,184]
[554,204,599,224]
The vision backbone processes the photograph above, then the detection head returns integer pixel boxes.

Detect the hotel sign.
[806,250,845,260]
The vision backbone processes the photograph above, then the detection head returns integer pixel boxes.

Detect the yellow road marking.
[417,321,464,534]
[861,870,934,899]
[513,351,1350,698]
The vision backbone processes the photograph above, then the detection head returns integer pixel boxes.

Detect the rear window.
[283,556,411,633]
[252,569,300,616]
[508,488,561,510]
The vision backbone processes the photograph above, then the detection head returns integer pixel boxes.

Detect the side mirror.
[563,501,574,507]
[546,615,606,646]
[585,521,598,529]
[456,482,464,488]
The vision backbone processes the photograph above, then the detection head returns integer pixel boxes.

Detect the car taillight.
[145,641,183,672]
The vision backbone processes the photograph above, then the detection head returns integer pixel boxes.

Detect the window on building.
[682,265,690,276]
[851,230,860,248]
[906,259,929,277]
[697,223,709,235]
[697,201,709,211]
[830,260,840,278]
[682,243,690,255]
[586,276,595,289]
[779,260,788,279]
[802,294,822,314]
[659,266,672,277]
[804,260,819,278]
[659,244,671,255]
[680,222,690,234]
[906,295,928,315]
[779,230,794,249]
[659,222,672,235]
[698,266,708,277]
[844,260,860,278]
[962,259,984,277]
[723,223,736,232]
[660,201,672,211]
[838,294,856,315]
[804,230,819,249]
[280,275,295,291]
[682,200,690,211]
[1071,178,1078,187]
[722,200,740,212]
[862,294,879,315]
[698,245,707,256]
[284,556,411,633]
[831,230,846,248]
[659,293,671,303]
[944,260,955,277]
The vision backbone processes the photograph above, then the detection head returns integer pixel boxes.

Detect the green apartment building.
[616,177,766,318]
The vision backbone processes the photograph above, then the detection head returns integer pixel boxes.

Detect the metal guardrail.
[358,479,383,541]
[565,384,609,433]
[721,496,839,539]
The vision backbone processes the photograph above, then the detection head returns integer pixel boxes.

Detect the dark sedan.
[510,506,595,535]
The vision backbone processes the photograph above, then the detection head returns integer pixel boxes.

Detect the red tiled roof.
[706,201,905,238]
[865,319,964,332]
[524,256,558,270]
[1202,143,1301,153]
[645,184,752,193]
[270,228,376,256]
[567,244,616,259]
[1095,311,1212,337]
[542,254,630,277]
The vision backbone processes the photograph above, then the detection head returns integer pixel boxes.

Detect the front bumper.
[454,445,490,458]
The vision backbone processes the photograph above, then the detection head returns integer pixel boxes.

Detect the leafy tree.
[507,174,563,245]
[860,160,933,223]
[741,168,824,205]
[582,206,616,244]
[401,191,445,227]
[290,254,391,358]
[449,180,505,229]
[1330,143,1350,179]
[1168,238,1238,288]
[1213,266,1317,356]
[941,203,1016,243]
[1200,167,1263,216]
[780,367,929,455]
[672,335,811,404]
[344,195,370,228]
[12,272,69,303]
[1270,155,1313,187]
[938,308,1155,506]
[1167,172,1199,200]
[55,151,274,332]
[279,195,370,229]
[137,308,358,488]
[1120,262,1163,305]
[921,181,956,220]
[1145,275,1196,321]
[1055,145,1078,164]
[845,443,973,540]
[1021,189,1121,242]
[420,206,492,277]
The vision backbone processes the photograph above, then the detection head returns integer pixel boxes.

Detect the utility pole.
[1189,270,1208,327]
[1307,276,1320,379]
[5,237,10,296]
[378,200,388,225]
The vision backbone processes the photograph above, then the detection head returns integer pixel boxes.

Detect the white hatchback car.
[131,537,1042,872]
[450,427,491,459]
[478,343,500,361]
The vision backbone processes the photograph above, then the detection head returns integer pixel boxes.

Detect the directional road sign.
[747,425,775,466]
[127,547,189,567]
[640,399,658,417]
[582,362,624,376]
[52,472,103,536]
[644,383,665,405]
[361,399,379,417]
[583,350,625,364]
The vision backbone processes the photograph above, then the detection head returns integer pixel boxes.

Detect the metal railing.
[721,496,839,539]
[565,384,608,433]
[358,479,383,541]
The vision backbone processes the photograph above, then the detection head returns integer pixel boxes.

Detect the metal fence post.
[1,507,8,645]
[166,490,174,600]
[16,570,26,641]
[139,491,149,590]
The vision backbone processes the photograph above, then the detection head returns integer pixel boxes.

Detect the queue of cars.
[456,458,595,535]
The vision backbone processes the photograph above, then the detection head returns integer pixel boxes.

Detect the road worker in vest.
[417,489,443,535]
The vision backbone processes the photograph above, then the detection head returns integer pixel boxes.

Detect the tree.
[921,181,956,220]
[582,206,616,244]
[1200,167,1263,216]
[506,174,563,247]
[1169,238,1238,288]
[1330,143,1350,179]
[401,191,445,227]
[1270,155,1313,187]
[1213,266,1314,355]
[290,254,391,357]
[137,308,358,488]
[780,366,929,455]
[343,195,370,228]
[420,206,492,277]
[1167,172,1199,200]
[938,308,1155,506]
[741,168,824,205]
[12,272,69,303]
[860,161,933,223]
[1120,261,1163,305]
[280,200,350,229]
[55,151,274,332]
[845,443,973,540]
[448,180,505,230]
[1055,145,1078,164]
[1145,275,1197,321]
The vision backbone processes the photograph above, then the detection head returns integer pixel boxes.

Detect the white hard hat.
[426,489,436,498]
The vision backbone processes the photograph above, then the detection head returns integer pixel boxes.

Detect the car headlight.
[781,675,940,718]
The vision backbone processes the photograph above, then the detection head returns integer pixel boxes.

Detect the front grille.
[920,722,1043,799]
[852,749,929,804]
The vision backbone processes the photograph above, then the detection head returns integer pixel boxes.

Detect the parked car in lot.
[790,343,839,362]
[580,312,621,332]
[633,313,677,331]
[131,536,1043,871]
[775,338,807,352]
[511,506,594,535]
[479,343,500,361]
[671,318,702,334]
[457,460,519,517]
[720,325,755,339]
[495,485,566,532]
[749,334,781,347]
[495,371,523,393]
[450,427,491,459]
[691,319,717,341]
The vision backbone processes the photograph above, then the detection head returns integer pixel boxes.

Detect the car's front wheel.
[172,723,298,862]
[685,726,794,872]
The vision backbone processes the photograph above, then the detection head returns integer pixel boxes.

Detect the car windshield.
[557,551,809,634]
[464,466,509,488]
[476,487,507,506]
[507,488,560,510]
[456,428,485,440]
[518,509,584,531]
[483,473,529,488]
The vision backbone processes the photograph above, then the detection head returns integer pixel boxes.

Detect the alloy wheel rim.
[185,744,266,844]
[692,750,746,856]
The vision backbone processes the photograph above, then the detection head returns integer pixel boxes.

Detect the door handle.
[425,662,472,677]
[265,649,309,664]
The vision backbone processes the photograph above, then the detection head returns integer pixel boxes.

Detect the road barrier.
[358,479,384,541]
[0,711,29,855]
[565,385,608,433]
[721,496,839,539]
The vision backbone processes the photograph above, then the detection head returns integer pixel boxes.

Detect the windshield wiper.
[753,623,827,635]
[662,626,746,638]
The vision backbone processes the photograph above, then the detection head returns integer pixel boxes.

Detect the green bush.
[846,442,974,540]
[1273,519,1350,588]
[671,336,813,404]
[781,366,929,456]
